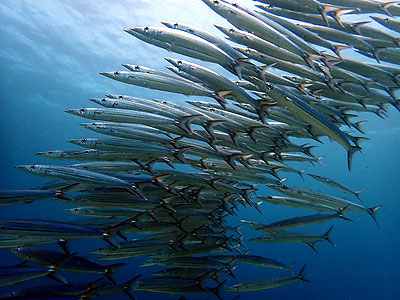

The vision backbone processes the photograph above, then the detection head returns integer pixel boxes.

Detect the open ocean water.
[0,0,399,299]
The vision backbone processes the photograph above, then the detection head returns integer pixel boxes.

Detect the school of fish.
[1,0,399,298]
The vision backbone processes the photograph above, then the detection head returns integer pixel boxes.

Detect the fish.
[0,254,74,286]
[11,246,126,283]
[243,208,351,231]
[307,173,364,201]
[0,189,61,206]
[249,226,335,253]
[263,83,360,170]
[225,265,309,292]
[15,164,146,199]
[267,183,382,225]
[371,16,400,33]
[261,195,338,212]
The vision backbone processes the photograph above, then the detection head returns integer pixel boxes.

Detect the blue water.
[1,1,399,299]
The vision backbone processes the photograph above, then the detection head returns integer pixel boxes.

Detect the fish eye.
[144,26,149,31]
[81,138,87,142]
[79,108,86,112]
[98,247,104,251]
[213,1,219,5]
[234,285,238,290]
[13,248,19,254]
[173,23,178,28]
[25,255,31,259]
[281,185,288,190]
[257,237,261,240]
[84,150,90,154]
[30,165,35,169]
[113,71,119,75]
[134,66,140,70]
[229,28,235,33]
[118,95,123,99]
[267,196,272,199]
[177,60,182,65]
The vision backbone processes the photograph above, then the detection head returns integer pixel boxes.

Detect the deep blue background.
[0,1,399,299]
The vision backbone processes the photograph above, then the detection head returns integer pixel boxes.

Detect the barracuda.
[264,83,360,170]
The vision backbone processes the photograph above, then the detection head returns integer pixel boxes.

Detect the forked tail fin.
[297,264,310,282]
[368,205,383,228]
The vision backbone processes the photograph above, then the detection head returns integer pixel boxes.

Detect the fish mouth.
[99,72,113,78]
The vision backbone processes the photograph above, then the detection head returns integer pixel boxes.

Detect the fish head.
[248,236,266,242]
[88,98,110,106]
[99,71,126,80]
[214,24,235,36]
[65,108,91,117]
[10,246,30,260]
[15,164,43,174]
[164,57,184,69]
[128,26,161,39]
[161,21,176,29]
[139,259,157,267]
[64,207,87,216]
[68,138,87,146]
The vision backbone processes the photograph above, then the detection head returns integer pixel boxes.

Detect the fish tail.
[297,264,310,282]
[213,91,231,109]
[324,226,336,246]
[122,274,142,299]
[347,145,361,172]
[353,136,369,148]
[256,106,268,124]
[354,188,364,202]
[371,49,381,63]
[102,235,121,250]
[349,21,371,35]
[234,58,255,79]
[368,205,383,228]
[176,114,200,134]
[307,242,320,254]
[128,185,147,200]
[288,263,295,276]
[227,264,238,280]
[298,169,305,181]
[173,145,192,164]
[375,107,388,119]
[380,1,400,16]
[352,120,367,134]
[238,154,254,169]
[56,238,70,254]
[389,100,400,112]
[303,52,320,70]
[338,205,353,221]
[212,279,226,300]
[331,45,350,60]
[316,156,325,165]
[47,253,76,284]
[104,263,127,284]
[224,153,239,170]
